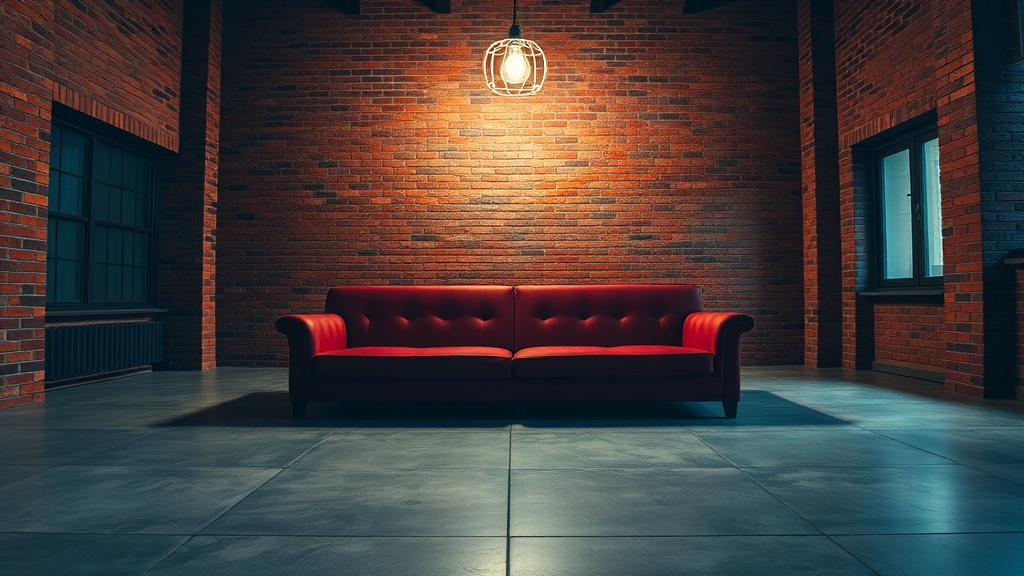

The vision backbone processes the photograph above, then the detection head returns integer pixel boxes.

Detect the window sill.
[857,289,943,301]
[46,308,168,322]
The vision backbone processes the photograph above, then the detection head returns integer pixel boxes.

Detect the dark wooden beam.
[433,0,451,14]
[336,0,359,15]
[683,0,734,14]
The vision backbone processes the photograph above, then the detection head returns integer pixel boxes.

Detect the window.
[873,127,942,289]
[47,122,158,310]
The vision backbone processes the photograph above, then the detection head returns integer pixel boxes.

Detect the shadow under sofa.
[275,284,755,419]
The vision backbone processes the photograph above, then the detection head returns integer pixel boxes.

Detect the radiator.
[45,321,163,382]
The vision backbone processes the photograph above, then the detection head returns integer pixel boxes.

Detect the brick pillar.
[0,1,55,408]
[970,0,1024,398]
[158,0,222,370]
[796,0,842,367]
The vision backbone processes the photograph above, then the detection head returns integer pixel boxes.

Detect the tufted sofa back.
[325,285,516,350]
[514,284,703,350]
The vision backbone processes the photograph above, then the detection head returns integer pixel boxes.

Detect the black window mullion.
[908,137,923,285]
[84,130,97,307]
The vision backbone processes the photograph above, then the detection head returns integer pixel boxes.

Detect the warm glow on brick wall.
[216,0,805,366]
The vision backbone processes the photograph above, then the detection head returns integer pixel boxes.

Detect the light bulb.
[500,45,531,85]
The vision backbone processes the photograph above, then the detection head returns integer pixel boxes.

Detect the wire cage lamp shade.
[483,0,546,97]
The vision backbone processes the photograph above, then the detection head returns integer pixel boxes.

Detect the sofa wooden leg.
[292,401,307,420]
[723,401,737,419]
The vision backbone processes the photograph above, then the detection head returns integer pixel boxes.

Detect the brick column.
[796,0,842,367]
[969,0,1024,397]
[0,1,55,408]
[158,0,222,370]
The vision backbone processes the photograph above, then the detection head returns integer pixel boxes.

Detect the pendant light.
[483,0,547,97]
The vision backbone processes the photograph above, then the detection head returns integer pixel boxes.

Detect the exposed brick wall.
[159,0,222,370]
[796,0,841,368]
[50,0,182,150]
[873,303,945,371]
[216,0,804,366]
[833,0,986,394]
[0,0,54,408]
[0,0,185,407]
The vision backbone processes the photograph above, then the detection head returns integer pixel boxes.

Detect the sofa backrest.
[514,284,703,350]
[325,285,516,349]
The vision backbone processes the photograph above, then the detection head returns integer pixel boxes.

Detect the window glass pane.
[107,185,123,225]
[107,265,122,301]
[123,233,135,266]
[135,234,148,266]
[50,128,62,170]
[122,262,133,302]
[921,138,943,278]
[139,162,151,194]
[47,216,58,258]
[107,227,123,263]
[93,226,108,265]
[91,263,105,301]
[57,219,84,261]
[46,259,56,303]
[49,167,63,214]
[137,192,147,227]
[124,191,138,227]
[93,143,110,183]
[123,155,138,191]
[61,131,87,175]
[59,173,84,216]
[881,149,914,280]
[56,260,82,302]
[108,146,123,186]
[94,183,110,222]
[133,267,147,301]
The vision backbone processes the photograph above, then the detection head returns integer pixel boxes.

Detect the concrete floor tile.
[511,429,731,469]
[874,426,1024,468]
[0,465,278,534]
[834,533,1024,576]
[148,535,506,575]
[73,427,333,468]
[510,468,817,536]
[746,465,1024,534]
[510,536,875,576]
[0,533,188,576]
[292,429,511,470]
[0,429,151,464]
[695,428,952,467]
[205,468,508,536]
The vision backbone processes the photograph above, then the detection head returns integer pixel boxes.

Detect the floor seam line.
[506,423,513,576]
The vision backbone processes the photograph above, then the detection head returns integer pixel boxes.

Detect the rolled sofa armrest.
[683,312,755,356]
[275,313,348,357]
[275,314,348,410]
[682,311,755,402]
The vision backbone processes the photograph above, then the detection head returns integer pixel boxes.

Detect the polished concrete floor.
[0,366,1023,575]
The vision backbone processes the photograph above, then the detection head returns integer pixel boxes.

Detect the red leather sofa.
[275,284,754,419]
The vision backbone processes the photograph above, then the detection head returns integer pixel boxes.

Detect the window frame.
[871,125,943,291]
[46,116,161,314]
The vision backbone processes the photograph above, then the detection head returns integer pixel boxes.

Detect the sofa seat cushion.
[512,345,713,378]
[315,346,513,379]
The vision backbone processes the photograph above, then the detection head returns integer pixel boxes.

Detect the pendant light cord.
[508,0,522,38]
